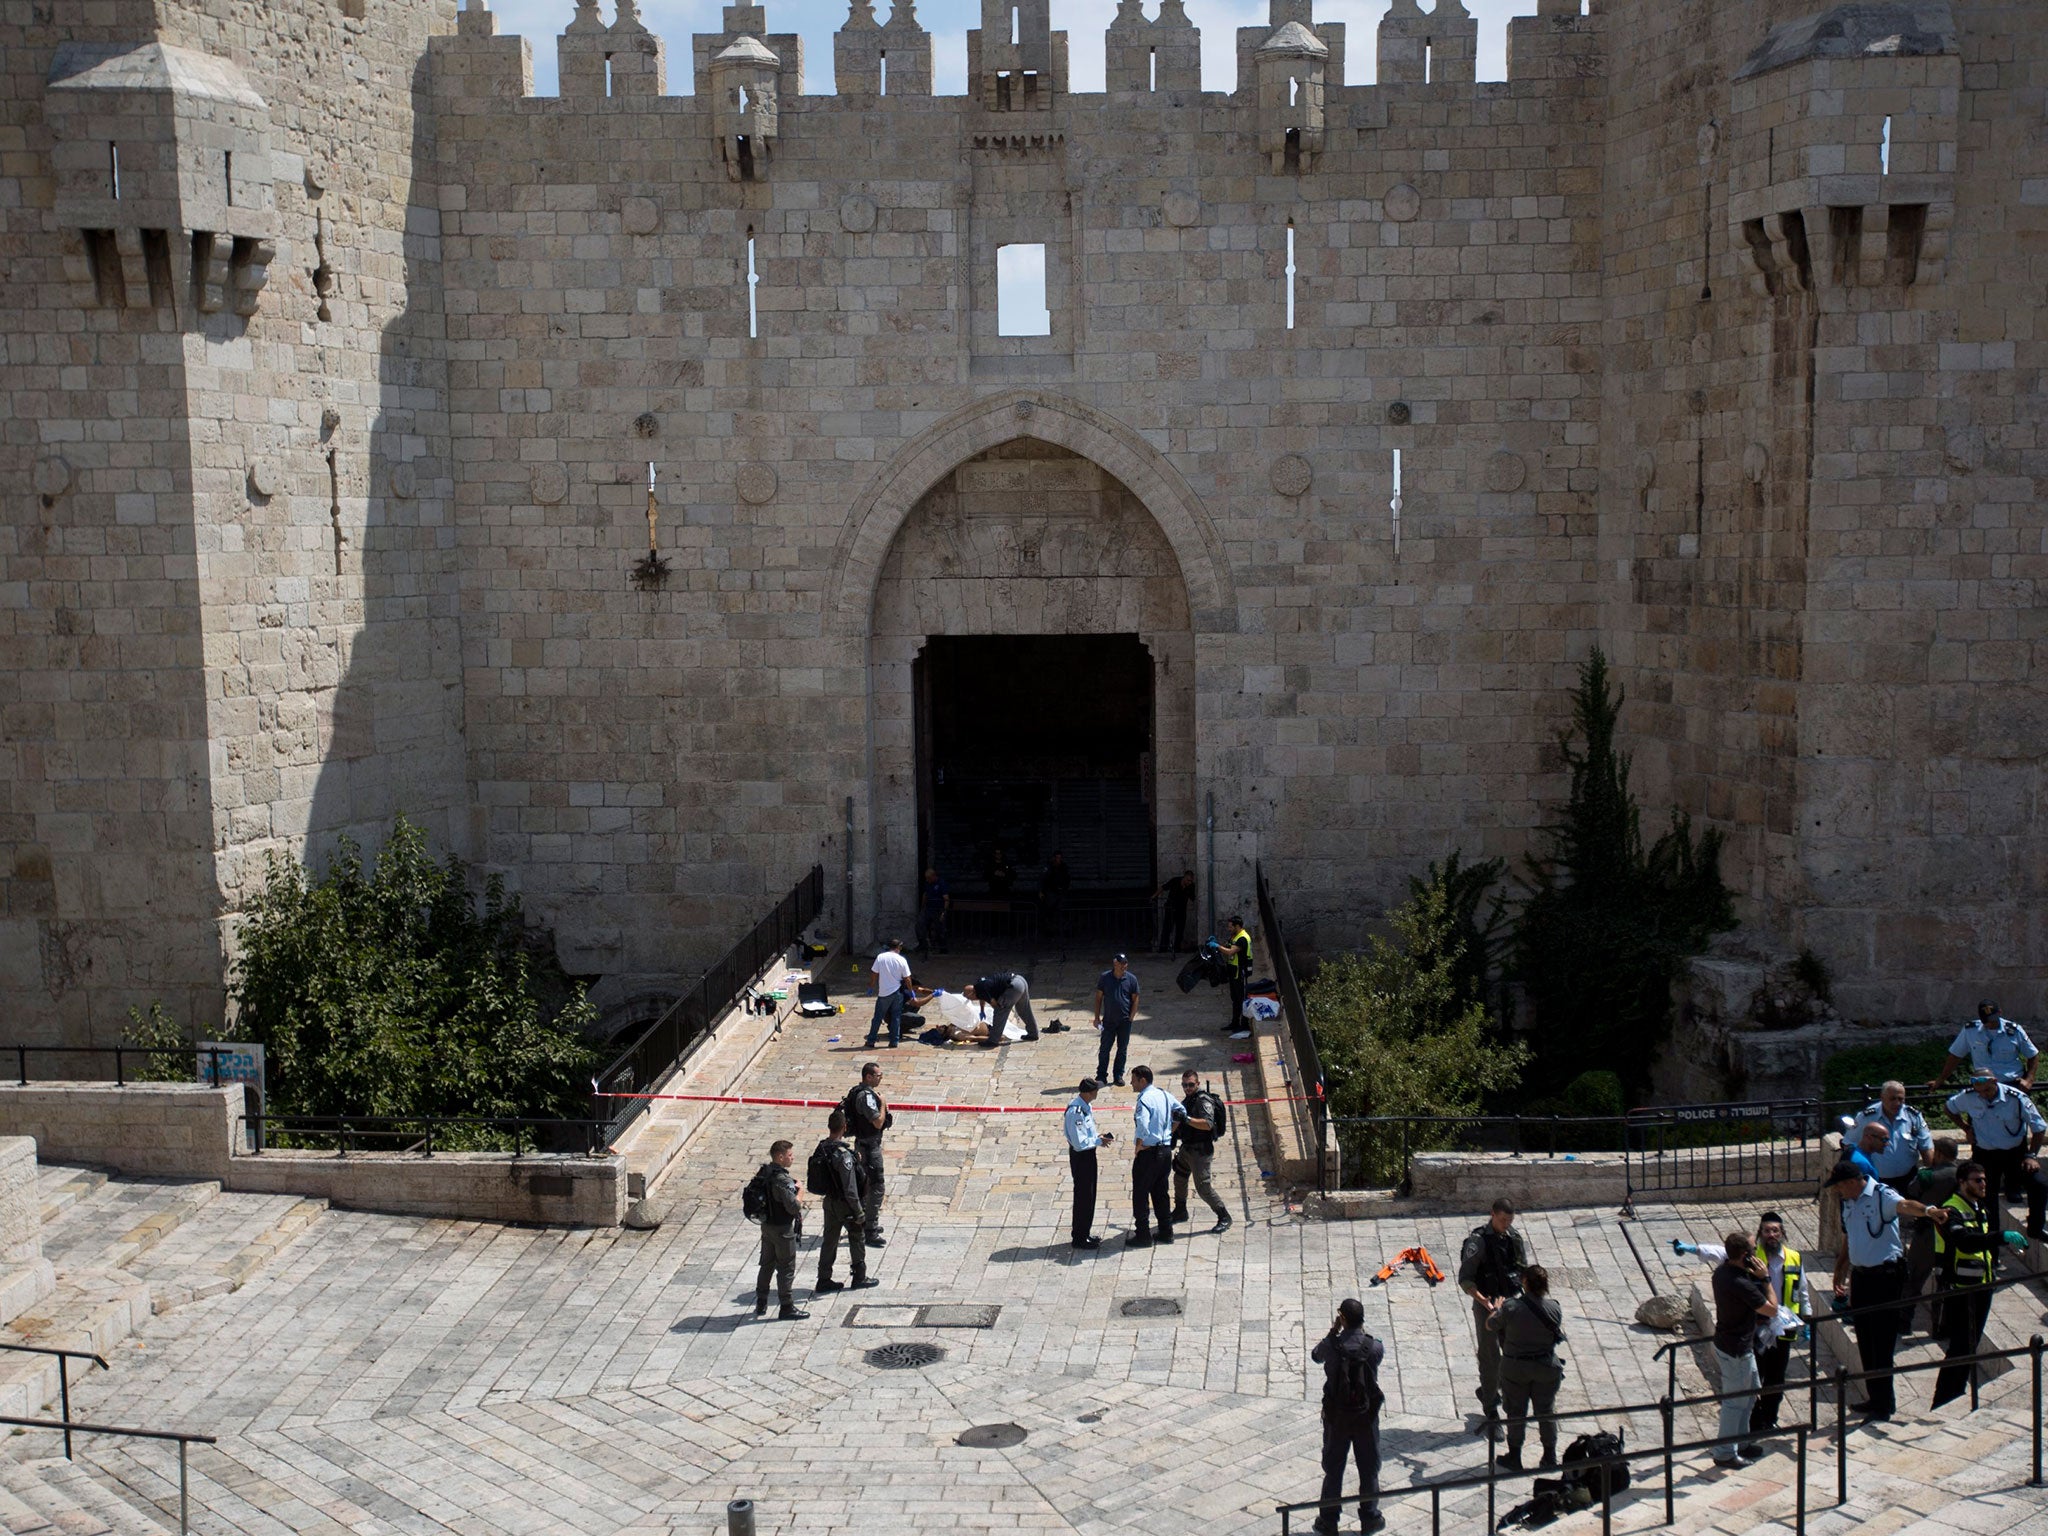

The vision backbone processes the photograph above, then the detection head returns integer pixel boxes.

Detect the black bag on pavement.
[1560,1431,1629,1498]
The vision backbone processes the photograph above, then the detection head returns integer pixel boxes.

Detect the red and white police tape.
[592,1089,1320,1114]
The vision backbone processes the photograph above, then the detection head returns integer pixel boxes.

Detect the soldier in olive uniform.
[1482,1264,1566,1470]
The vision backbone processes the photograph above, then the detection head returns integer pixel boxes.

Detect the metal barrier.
[591,864,825,1145]
[1274,1332,2046,1533]
[0,1413,215,1534]
[1327,1113,1632,1193]
[0,1044,237,1087]
[236,1114,607,1156]
[0,1342,105,1459]
[1253,862,1327,1181]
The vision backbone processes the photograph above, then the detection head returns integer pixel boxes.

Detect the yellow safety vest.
[1934,1192,1993,1282]
[1774,1245,1803,1313]
[1229,927,1252,973]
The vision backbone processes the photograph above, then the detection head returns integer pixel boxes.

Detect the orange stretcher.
[1369,1245,1445,1286]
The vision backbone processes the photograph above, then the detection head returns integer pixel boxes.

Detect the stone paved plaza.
[2,952,2045,1535]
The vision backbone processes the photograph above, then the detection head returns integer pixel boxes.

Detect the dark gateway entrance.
[914,635,1155,946]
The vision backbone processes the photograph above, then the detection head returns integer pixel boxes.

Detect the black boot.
[850,1274,880,1290]
[753,1295,768,1317]
[777,1304,810,1321]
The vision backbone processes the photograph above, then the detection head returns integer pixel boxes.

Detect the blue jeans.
[1713,1347,1759,1460]
[1096,1016,1132,1082]
[867,990,904,1046]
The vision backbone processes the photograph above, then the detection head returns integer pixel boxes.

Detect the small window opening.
[996,242,1051,336]
[109,143,120,200]
[880,51,888,94]
[1285,222,1297,329]
[735,134,756,180]
[1022,69,1038,108]
[1424,39,1433,83]
[1011,5,1020,44]
[1289,74,1298,107]
[1391,449,1403,553]
[1283,125,1302,173]
[1148,46,1156,91]
[746,228,759,337]
[739,83,751,112]
[224,150,233,207]
[1879,115,1891,176]
[605,57,614,95]
[996,69,1012,110]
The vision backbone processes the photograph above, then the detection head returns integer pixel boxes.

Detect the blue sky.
[487,0,1552,96]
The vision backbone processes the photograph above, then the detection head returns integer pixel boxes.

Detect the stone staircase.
[0,1162,323,1530]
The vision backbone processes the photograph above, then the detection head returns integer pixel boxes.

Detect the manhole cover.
[1119,1297,1183,1318]
[866,1342,946,1369]
[956,1423,1028,1448]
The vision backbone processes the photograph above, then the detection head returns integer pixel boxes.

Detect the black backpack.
[1560,1431,1629,1498]
[742,1168,771,1222]
[1337,1336,1386,1416]
[1202,1090,1229,1140]
[806,1142,835,1197]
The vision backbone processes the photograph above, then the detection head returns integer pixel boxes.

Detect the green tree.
[230,816,599,1146]
[1309,875,1530,1186]
[1513,649,1735,1099]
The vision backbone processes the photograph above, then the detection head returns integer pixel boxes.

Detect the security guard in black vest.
[842,1062,893,1247]
[1929,1158,2025,1408]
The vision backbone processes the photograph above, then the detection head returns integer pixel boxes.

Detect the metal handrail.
[236,1114,608,1157]
[0,1044,235,1088]
[1253,862,1327,1186]
[591,864,825,1145]
[1273,1332,2045,1533]
[0,1343,106,1458]
[0,1413,215,1535]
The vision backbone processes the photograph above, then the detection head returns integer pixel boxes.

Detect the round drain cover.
[957,1423,1028,1449]
[1119,1297,1183,1318]
[866,1342,946,1369]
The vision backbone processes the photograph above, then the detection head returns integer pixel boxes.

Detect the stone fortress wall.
[0,0,2040,1045]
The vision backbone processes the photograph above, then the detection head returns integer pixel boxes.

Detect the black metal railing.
[1254,863,1327,1177]
[0,1342,105,1459]
[1274,1332,2046,1534]
[0,1044,240,1088]
[591,864,825,1145]
[236,1114,607,1156]
[1328,1113,1632,1193]
[0,1413,215,1534]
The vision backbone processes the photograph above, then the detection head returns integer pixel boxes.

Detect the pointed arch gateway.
[836,392,1233,946]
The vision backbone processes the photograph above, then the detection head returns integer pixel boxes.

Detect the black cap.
[1112,952,1128,964]
[1825,1158,1867,1189]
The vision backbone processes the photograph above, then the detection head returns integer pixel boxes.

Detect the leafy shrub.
[1513,649,1736,1100]
[1310,871,1530,1187]
[231,815,599,1146]
[121,1002,195,1083]
[1821,1041,1951,1103]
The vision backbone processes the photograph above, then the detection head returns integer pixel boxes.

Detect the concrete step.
[124,1191,325,1314]
[37,1178,219,1276]
[0,1270,153,1421]
[35,1167,108,1228]
[0,1456,174,1536]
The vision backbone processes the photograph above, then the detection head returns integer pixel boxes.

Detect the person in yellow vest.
[1223,913,1254,1037]
[1929,1158,2026,1408]
[1672,1211,1809,1432]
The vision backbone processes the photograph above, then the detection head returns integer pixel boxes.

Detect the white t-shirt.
[872,949,912,999]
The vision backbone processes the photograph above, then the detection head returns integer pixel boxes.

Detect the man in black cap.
[1092,952,1140,1086]
[1310,1298,1386,1534]
[1825,1157,1949,1420]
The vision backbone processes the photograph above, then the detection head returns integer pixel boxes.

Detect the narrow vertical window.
[1284,223,1297,330]
[746,230,760,338]
[1011,5,1020,44]
[224,150,234,207]
[1424,39,1433,82]
[109,142,120,199]
[739,83,751,111]
[1289,74,1298,106]
[605,57,613,95]
[995,243,1051,336]
[879,50,888,95]
[1390,450,1403,554]
[1148,46,1156,92]
[1880,115,1891,176]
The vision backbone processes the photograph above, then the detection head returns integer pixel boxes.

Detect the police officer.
[1849,1080,1932,1191]
[1309,1298,1386,1535]
[746,1139,809,1321]
[811,1110,878,1295]
[1127,1065,1185,1247]
[963,970,1040,1043]
[1825,1158,1949,1420]
[1482,1264,1565,1471]
[1930,1000,2038,1089]
[1927,1158,2025,1409]
[1458,1197,1532,1427]
[1063,1077,1113,1249]
[842,1062,893,1247]
[1170,1069,1231,1234]
[1945,1070,2048,1239]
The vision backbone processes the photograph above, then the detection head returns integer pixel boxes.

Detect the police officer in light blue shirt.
[1064,1078,1114,1249]
[1947,1071,2048,1238]
[1931,1000,2038,1089]
[1825,1160,1949,1420]
[1127,1065,1186,1247]
[1849,1081,1932,1189]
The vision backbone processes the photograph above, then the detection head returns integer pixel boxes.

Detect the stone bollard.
[727,1498,756,1536]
